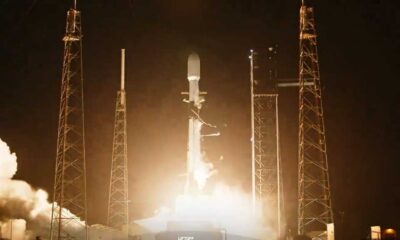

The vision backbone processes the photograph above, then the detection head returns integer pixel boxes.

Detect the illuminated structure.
[50,1,87,239]
[108,49,129,231]
[249,47,283,237]
[297,0,334,236]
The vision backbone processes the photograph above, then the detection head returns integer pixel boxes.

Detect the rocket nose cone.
[188,53,200,80]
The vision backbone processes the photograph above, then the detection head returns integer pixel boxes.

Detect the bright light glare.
[135,183,276,239]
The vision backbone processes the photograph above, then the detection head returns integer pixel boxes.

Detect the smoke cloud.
[0,137,54,239]
[0,219,27,240]
[0,138,17,179]
[0,137,82,239]
[0,137,122,240]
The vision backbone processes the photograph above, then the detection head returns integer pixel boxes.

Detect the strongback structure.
[249,47,283,237]
[108,49,129,230]
[297,1,334,237]
[50,2,87,240]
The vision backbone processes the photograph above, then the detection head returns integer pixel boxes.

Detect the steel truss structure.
[249,48,283,237]
[297,1,334,236]
[50,4,87,240]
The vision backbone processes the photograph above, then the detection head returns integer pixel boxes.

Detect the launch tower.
[50,1,87,239]
[297,0,334,237]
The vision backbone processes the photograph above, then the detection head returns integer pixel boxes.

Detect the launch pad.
[131,220,268,240]
[156,221,223,240]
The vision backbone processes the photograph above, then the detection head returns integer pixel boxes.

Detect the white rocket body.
[187,119,202,187]
[186,53,203,193]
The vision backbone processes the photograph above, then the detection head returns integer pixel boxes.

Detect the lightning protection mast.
[50,1,88,239]
[108,49,129,233]
[298,0,334,238]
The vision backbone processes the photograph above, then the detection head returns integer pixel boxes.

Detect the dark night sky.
[1,0,400,239]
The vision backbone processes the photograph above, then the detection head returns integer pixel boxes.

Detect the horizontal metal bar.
[254,93,278,97]
[277,82,314,88]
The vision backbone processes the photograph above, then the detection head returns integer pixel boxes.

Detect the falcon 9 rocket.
[185,53,206,193]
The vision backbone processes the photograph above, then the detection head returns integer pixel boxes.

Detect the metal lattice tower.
[50,2,87,240]
[107,49,129,231]
[297,1,334,236]
[249,48,283,237]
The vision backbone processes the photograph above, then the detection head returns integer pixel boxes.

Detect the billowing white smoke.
[0,179,53,239]
[0,137,54,239]
[0,139,17,179]
[0,138,83,239]
[0,219,27,240]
